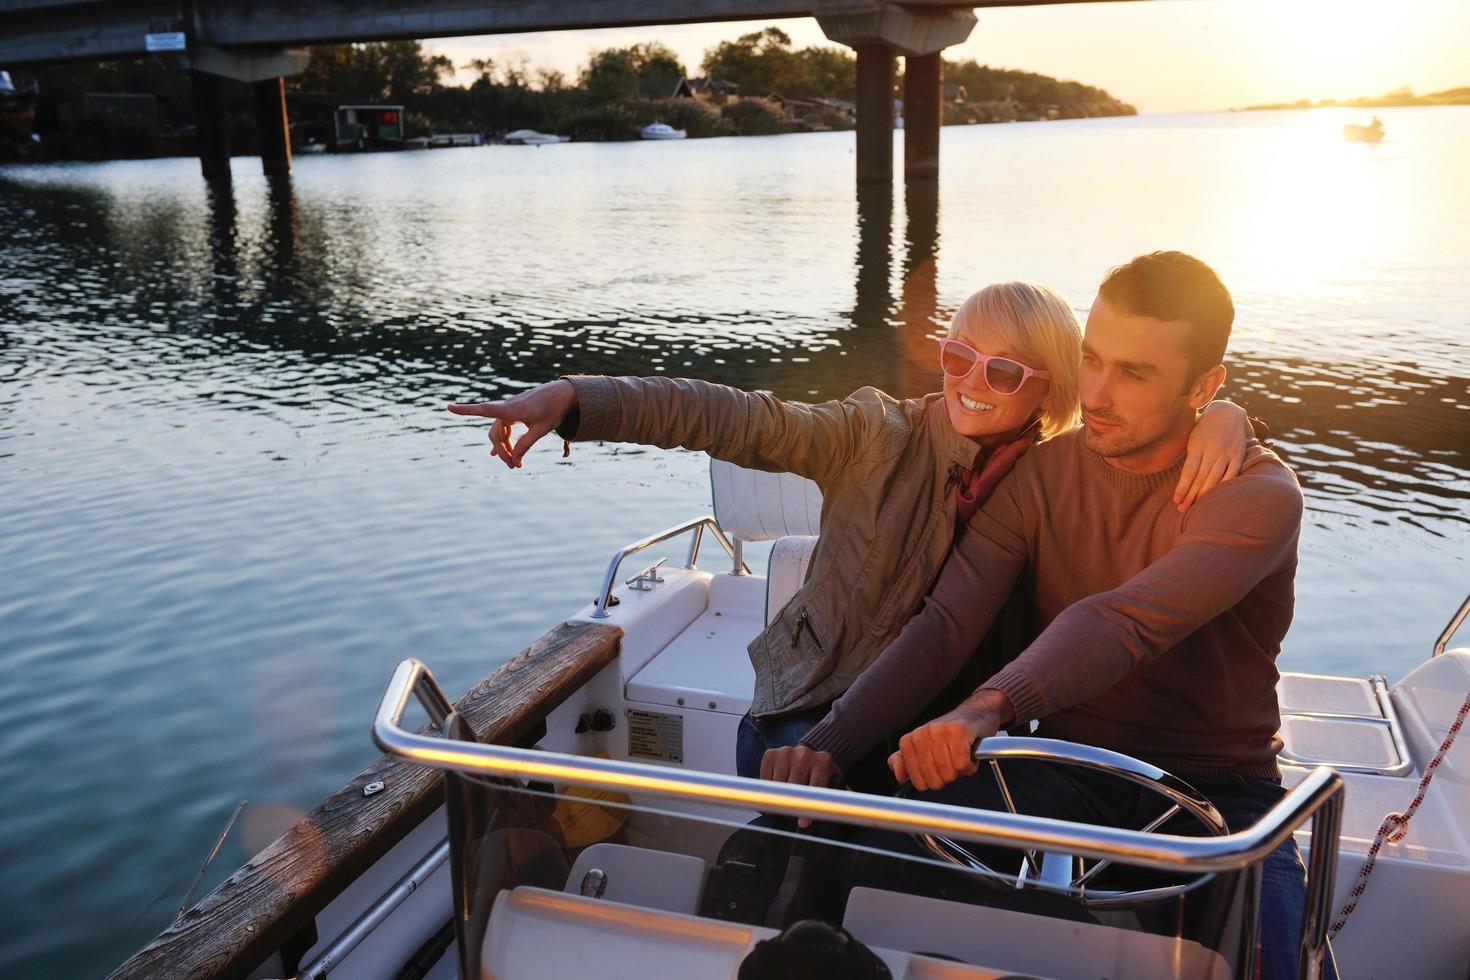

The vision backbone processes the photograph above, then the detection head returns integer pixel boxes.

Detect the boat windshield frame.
[374,657,1344,978]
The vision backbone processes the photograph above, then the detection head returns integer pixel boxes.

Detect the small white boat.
[640,123,686,140]
[115,460,1470,980]
[505,129,567,146]
[1344,118,1384,143]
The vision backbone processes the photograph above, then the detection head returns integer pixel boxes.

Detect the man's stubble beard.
[1082,403,1196,461]
[1082,424,1144,459]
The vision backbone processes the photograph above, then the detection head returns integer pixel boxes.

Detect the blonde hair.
[946,282,1082,441]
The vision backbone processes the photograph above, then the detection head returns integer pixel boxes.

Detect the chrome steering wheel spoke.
[910,737,1228,909]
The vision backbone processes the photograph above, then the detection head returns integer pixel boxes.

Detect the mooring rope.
[1328,690,1470,937]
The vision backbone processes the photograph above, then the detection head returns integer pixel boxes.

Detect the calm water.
[2,107,1467,976]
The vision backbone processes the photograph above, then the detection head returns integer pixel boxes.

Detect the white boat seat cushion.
[710,459,821,542]
[563,843,708,915]
[765,535,818,625]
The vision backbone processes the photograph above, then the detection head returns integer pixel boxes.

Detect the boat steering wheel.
[906,736,1228,910]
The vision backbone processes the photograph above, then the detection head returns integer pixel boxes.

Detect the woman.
[447,282,1255,780]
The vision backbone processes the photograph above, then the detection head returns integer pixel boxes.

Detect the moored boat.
[0,69,39,156]
[505,129,568,146]
[640,123,686,140]
[112,461,1470,979]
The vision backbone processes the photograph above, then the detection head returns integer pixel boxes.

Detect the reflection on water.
[1,107,1467,975]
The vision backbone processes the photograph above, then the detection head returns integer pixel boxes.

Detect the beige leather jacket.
[562,375,991,717]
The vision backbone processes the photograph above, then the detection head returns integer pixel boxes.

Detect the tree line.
[12,27,1134,158]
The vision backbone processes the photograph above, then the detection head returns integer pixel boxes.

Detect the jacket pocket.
[789,605,826,655]
[768,597,837,706]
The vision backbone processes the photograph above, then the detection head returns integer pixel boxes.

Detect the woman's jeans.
[735,705,831,780]
[736,705,898,802]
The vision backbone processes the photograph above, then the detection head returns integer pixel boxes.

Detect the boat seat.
[709,459,821,542]
[1275,672,1411,776]
[708,459,823,627]
[765,535,817,625]
[563,842,708,915]
[484,886,1006,979]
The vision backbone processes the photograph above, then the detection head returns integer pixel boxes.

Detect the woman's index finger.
[446,401,508,418]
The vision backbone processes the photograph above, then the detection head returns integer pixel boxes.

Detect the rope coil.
[1328,690,1470,937]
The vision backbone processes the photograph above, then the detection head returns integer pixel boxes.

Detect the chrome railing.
[1433,591,1470,657]
[375,659,1345,980]
[589,516,750,619]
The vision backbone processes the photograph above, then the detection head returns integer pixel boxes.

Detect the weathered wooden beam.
[110,620,623,980]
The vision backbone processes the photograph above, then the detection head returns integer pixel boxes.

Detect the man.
[786,251,1326,980]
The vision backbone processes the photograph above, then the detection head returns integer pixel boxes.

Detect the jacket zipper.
[790,608,825,653]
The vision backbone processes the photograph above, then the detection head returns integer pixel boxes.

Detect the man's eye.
[1121,370,1142,381]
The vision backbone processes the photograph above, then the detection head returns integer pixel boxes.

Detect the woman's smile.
[957,393,996,413]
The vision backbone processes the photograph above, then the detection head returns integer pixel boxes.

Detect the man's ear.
[1187,364,1227,410]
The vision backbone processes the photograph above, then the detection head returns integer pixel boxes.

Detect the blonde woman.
[448,282,1256,780]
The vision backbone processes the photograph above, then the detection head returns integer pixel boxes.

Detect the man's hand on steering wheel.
[889,689,1015,792]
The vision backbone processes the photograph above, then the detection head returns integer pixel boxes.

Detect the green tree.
[701,27,794,97]
[699,28,854,100]
[628,42,686,80]
[580,48,640,104]
[793,46,855,100]
[293,41,452,102]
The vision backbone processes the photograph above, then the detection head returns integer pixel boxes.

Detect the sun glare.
[1263,0,1403,101]
[1217,106,1401,304]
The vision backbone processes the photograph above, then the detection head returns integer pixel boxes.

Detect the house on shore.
[688,78,740,106]
[286,92,405,152]
[638,75,694,100]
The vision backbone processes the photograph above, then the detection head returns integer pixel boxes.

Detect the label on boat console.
[626,708,684,763]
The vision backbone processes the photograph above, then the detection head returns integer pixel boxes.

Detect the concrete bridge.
[1,0,1122,182]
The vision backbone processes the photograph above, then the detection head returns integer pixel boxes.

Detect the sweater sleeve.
[799,466,1033,771]
[982,462,1304,723]
[557,376,901,487]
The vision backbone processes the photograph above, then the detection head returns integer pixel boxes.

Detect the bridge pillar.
[191,71,232,182]
[253,78,292,176]
[817,1,976,185]
[854,45,894,185]
[903,52,941,182]
[184,46,308,179]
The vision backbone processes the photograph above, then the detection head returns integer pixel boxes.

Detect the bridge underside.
[2,1,804,64]
[1,0,1127,184]
[0,0,1116,65]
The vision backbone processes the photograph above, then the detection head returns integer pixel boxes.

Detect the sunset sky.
[424,0,1470,113]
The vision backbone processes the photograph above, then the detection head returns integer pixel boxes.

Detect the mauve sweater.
[801,430,1303,779]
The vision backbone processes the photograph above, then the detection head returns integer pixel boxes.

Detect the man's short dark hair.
[1098,251,1234,382]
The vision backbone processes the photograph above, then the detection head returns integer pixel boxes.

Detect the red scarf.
[956,423,1040,527]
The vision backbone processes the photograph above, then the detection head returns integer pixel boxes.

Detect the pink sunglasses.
[938,339,1051,395]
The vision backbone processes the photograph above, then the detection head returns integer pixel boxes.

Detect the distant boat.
[429,133,484,148]
[506,129,568,146]
[0,69,38,148]
[1343,117,1384,143]
[640,123,686,141]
